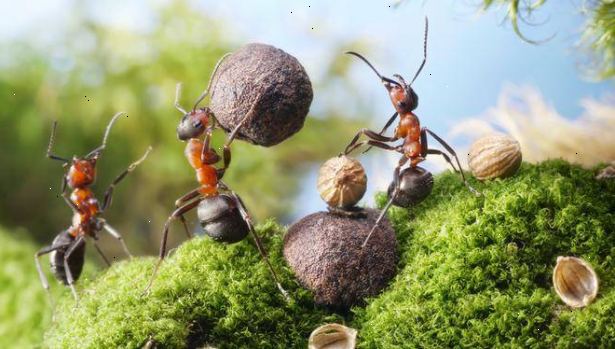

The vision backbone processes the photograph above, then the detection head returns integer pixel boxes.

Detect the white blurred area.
[451,85,615,168]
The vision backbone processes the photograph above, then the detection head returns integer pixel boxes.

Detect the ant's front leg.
[363,111,399,154]
[216,100,257,179]
[144,197,203,293]
[101,146,152,211]
[344,128,399,155]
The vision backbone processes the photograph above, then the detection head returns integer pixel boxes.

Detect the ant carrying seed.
[144,56,288,299]
[35,112,152,305]
[343,18,480,248]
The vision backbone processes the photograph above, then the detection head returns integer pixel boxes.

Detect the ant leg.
[217,99,259,178]
[344,128,398,155]
[191,53,231,111]
[35,243,68,309]
[422,128,481,196]
[101,221,132,258]
[227,190,289,300]
[46,121,70,163]
[101,146,152,211]
[345,139,400,156]
[175,189,202,239]
[363,112,399,154]
[92,239,111,266]
[63,236,86,301]
[144,198,202,293]
[362,156,409,248]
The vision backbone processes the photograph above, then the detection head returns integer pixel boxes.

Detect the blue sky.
[1,0,612,220]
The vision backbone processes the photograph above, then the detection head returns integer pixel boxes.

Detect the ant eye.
[193,120,203,129]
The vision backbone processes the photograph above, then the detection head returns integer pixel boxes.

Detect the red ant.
[144,57,288,298]
[35,112,151,303]
[343,18,480,247]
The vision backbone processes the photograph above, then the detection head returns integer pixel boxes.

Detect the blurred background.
[0,0,613,345]
[1,0,613,256]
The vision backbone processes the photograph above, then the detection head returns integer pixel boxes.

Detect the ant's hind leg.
[229,191,289,301]
[144,198,202,294]
[63,236,85,301]
[362,156,408,248]
[35,244,66,309]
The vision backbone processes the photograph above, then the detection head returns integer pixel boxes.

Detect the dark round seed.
[209,43,313,147]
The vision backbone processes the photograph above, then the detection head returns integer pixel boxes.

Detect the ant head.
[384,76,418,112]
[67,157,97,188]
[177,108,210,141]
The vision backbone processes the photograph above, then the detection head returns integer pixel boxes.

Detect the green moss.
[45,161,615,348]
[354,160,615,348]
[45,220,343,348]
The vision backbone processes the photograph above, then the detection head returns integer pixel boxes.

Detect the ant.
[35,112,151,304]
[144,56,288,299]
[342,18,480,247]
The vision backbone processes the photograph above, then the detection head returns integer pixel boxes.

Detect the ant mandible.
[343,18,480,247]
[35,112,152,304]
[145,56,288,299]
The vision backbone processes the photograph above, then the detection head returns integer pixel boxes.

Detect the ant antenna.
[192,52,232,111]
[86,112,125,159]
[345,51,402,87]
[46,121,70,163]
[410,17,428,86]
[175,83,187,114]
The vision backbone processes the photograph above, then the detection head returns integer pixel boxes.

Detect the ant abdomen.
[49,231,86,285]
[387,166,434,208]
[197,194,249,243]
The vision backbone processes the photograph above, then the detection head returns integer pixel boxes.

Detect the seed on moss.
[283,210,397,309]
[209,43,313,146]
[468,133,522,180]
[308,323,357,349]
[553,256,599,308]
[387,166,433,207]
[317,156,367,209]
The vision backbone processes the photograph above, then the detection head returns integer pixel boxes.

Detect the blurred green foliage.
[0,227,95,348]
[0,1,366,255]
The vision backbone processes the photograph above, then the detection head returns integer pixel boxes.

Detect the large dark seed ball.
[198,194,249,243]
[209,43,313,146]
[50,230,85,285]
[283,210,397,309]
[387,166,434,207]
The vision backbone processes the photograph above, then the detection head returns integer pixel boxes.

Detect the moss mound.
[45,220,343,348]
[45,161,615,348]
[354,160,615,348]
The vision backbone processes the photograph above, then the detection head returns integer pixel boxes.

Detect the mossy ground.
[45,160,615,348]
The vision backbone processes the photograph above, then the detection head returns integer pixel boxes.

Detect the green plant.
[45,161,615,348]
